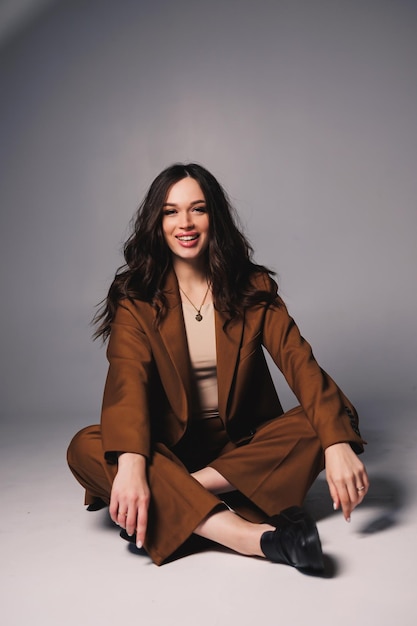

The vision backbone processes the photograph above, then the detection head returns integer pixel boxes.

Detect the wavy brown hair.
[93,163,277,341]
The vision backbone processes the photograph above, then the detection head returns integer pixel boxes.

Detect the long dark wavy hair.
[93,163,277,341]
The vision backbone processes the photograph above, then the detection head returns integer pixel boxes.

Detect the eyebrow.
[162,199,206,207]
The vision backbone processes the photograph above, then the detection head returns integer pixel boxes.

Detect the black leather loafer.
[260,506,324,571]
[120,528,136,543]
[86,498,107,512]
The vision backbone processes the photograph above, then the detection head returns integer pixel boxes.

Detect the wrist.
[325,442,349,455]
[117,452,147,467]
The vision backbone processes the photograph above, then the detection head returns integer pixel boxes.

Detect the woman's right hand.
[109,452,150,549]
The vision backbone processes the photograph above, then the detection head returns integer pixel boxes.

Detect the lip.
[175,233,200,247]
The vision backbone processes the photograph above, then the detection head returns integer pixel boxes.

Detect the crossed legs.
[191,466,275,556]
[67,408,324,566]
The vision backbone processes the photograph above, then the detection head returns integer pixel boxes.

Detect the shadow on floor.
[305,472,408,534]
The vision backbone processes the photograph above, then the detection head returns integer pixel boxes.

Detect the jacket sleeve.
[101,301,153,463]
[261,277,365,452]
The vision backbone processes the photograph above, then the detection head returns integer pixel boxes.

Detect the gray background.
[1,0,416,425]
[1,3,417,625]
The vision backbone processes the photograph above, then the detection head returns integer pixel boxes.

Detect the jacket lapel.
[158,271,193,419]
[215,309,244,420]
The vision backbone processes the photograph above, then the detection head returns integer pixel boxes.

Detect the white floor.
[1,405,416,626]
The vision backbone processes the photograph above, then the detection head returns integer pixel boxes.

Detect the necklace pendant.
[195,313,203,322]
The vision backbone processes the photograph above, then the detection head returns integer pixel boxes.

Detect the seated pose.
[67,163,368,571]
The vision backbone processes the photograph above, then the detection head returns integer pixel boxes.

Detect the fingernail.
[346,517,351,523]
[127,531,134,537]
[333,502,337,510]
[136,541,142,549]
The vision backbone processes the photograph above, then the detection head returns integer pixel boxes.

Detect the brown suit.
[67,270,364,564]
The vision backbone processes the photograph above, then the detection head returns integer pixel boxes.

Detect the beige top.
[181,300,218,419]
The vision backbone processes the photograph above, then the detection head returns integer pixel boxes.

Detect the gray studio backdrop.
[0,0,416,427]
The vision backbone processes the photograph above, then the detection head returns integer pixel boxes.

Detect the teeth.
[177,235,198,241]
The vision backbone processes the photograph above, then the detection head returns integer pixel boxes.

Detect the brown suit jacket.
[101,271,364,462]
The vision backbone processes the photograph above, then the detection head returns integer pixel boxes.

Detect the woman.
[67,163,368,571]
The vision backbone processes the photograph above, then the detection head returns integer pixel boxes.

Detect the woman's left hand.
[325,442,369,522]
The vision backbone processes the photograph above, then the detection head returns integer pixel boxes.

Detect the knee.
[67,424,101,471]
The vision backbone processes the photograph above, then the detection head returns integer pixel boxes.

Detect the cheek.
[161,223,177,252]
[202,216,210,234]
[202,223,210,249]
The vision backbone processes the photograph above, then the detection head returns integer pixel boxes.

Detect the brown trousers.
[67,407,324,565]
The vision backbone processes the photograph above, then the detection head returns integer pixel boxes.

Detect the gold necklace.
[179,284,210,321]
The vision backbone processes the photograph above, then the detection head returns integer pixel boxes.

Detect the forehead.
[165,177,205,204]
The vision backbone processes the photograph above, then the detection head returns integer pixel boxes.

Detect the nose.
[179,210,194,229]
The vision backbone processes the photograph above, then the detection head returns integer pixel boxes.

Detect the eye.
[163,208,177,216]
[192,205,207,214]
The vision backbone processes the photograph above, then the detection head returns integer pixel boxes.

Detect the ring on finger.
[357,486,365,492]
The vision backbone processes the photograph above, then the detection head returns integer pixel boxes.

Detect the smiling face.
[162,176,210,267]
